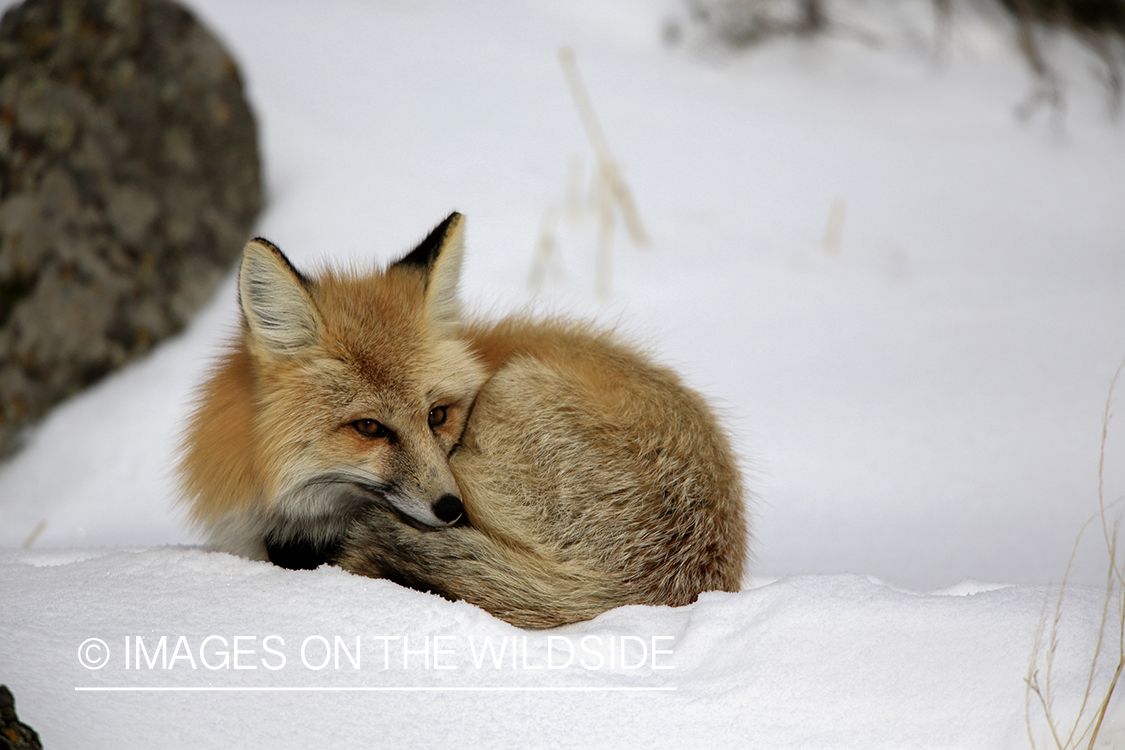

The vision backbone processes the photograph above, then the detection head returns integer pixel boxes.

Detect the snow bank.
[2,548,1120,748]
[2,0,1124,746]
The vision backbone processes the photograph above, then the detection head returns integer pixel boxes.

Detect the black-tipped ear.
[239,238,322,356]
[394,212,464,271]
[392,213,467,334]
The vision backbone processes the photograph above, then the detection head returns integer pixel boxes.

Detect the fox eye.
[428,406,447,428]
[353,419,391,439]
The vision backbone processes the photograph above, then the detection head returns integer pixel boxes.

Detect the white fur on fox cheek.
[261,432,453,529]
[381,494,448,527]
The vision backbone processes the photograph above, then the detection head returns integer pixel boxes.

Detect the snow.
[1,0,1124,747]
[3,547,1121,749]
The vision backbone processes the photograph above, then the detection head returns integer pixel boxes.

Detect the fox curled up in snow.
[178,213,747,628]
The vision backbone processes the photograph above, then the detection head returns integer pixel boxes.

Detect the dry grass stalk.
[529,47,648,300]
[1027,360,1125,750]
[21,519,46,549]
[822,197,847,255]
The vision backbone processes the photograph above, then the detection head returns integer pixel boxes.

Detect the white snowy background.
[2,0,1124,747]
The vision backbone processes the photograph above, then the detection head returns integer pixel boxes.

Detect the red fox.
[178,213,748,628]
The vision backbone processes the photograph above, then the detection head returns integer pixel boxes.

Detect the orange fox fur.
[178,213,748,628]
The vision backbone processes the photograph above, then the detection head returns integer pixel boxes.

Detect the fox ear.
[238,238,322,356]
[394,212,466,333]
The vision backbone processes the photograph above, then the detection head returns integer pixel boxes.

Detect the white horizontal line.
[75,686,675,692]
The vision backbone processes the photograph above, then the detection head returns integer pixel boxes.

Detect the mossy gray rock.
[0,0,263,455]
[0,685,41,750]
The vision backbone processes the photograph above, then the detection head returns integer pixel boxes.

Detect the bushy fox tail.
[335,506,622,628]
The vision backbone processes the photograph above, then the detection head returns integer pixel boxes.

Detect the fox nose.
[432,494,464,525]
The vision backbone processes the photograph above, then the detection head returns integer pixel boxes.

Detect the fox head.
[178,213,486,568]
